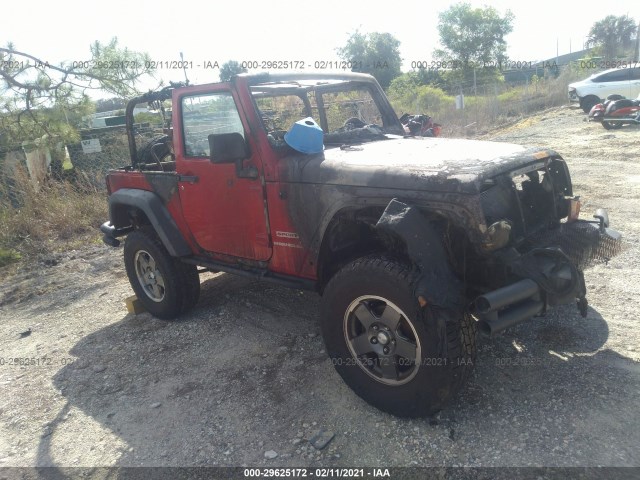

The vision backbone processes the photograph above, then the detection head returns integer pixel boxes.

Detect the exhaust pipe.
[475,279,543,337]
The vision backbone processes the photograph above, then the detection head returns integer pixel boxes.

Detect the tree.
[219,60,247,82]
[434,3,514,88]
[587,15,637,60]
[95,97,127,113]
[337,31,402,89]
[0,37,154,150]
[388,72,454,114]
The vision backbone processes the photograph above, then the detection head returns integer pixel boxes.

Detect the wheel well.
[107,188,192,257]
[316,205,464,292]
[111,204,152,229]
[317,207,388,290]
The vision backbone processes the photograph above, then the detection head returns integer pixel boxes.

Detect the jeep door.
[174,85,271,261]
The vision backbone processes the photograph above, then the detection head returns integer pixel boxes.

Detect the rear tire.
[320,255,476,417]
[602,121,622,130]
[124,227,200,319]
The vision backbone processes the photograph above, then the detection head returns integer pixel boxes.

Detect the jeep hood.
[286,137,560,194]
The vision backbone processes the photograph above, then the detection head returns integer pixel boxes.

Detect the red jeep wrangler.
[101,72,621,416]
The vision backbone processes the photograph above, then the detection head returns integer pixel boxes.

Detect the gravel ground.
[1,105,639,475]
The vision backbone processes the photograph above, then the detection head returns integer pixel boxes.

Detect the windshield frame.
[246,73,404,148]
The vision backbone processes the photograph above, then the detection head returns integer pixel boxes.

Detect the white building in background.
[83,105,150,128]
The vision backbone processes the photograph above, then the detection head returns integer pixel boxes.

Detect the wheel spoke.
[151,284,162,299]
[349,333,374,356]
[134,250,165,302]
[352,302,377,329]
[379,356,398,379]
[146,255,157,272]
[394,337,417,361]
[138,254,150,272]
[380,304,402,331]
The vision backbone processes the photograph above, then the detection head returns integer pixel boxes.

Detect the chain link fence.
[0,125,168,259]
[0,123,167,200]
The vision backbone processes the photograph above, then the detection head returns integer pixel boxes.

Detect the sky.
[3,0,639,93]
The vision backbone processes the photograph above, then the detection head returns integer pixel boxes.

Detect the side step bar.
[181,256,317,292]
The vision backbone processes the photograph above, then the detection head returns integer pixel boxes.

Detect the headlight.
[481,220,511,251]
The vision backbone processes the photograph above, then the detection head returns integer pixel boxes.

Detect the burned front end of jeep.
[461,155,621,336]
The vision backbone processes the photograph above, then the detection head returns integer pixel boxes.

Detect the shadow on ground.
[38,273,639,469]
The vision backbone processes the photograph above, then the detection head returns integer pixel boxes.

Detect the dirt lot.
[1,106,639,473]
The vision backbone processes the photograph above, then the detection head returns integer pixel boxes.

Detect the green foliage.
[587,15,637,60]
[86,38,153,97]
[496,88,521,103]
[434,3,514,88]
[388,72,421,101]
[95,97,126,113]
[388,66,578,137]
[337,31,402,89]
[220,60,247,82]
[388,75,454,114]
[415,85,455,111]
[439,66,504,93]
[435,3,514,66]
[134,111,163,125]
[255,95,306,132]
[414,69,447,89]
[0,37,154,150]
[322,89,380,131]
[0,248,20,267]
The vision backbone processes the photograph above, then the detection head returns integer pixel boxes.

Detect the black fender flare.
[375,198,464,308]
[108,188,191,257]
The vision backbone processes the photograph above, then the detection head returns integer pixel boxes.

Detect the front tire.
[320,256,476,417]
[124,227,200,319]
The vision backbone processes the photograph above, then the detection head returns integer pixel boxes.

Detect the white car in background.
[568,66,640,112]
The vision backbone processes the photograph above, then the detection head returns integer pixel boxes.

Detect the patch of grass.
[0,167,108,260]
[0,248,21,267]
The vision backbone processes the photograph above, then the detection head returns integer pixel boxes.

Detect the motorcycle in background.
[589,94,640,130]
[399,113,442,137]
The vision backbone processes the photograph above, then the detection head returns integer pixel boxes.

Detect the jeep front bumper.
[475,211,622,336]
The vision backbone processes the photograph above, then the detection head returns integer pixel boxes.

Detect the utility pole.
[473,68,477,97]
[635,22,640,62]
[180,52,190,85]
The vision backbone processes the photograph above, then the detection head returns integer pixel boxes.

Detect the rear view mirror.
[208,132,248,163]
